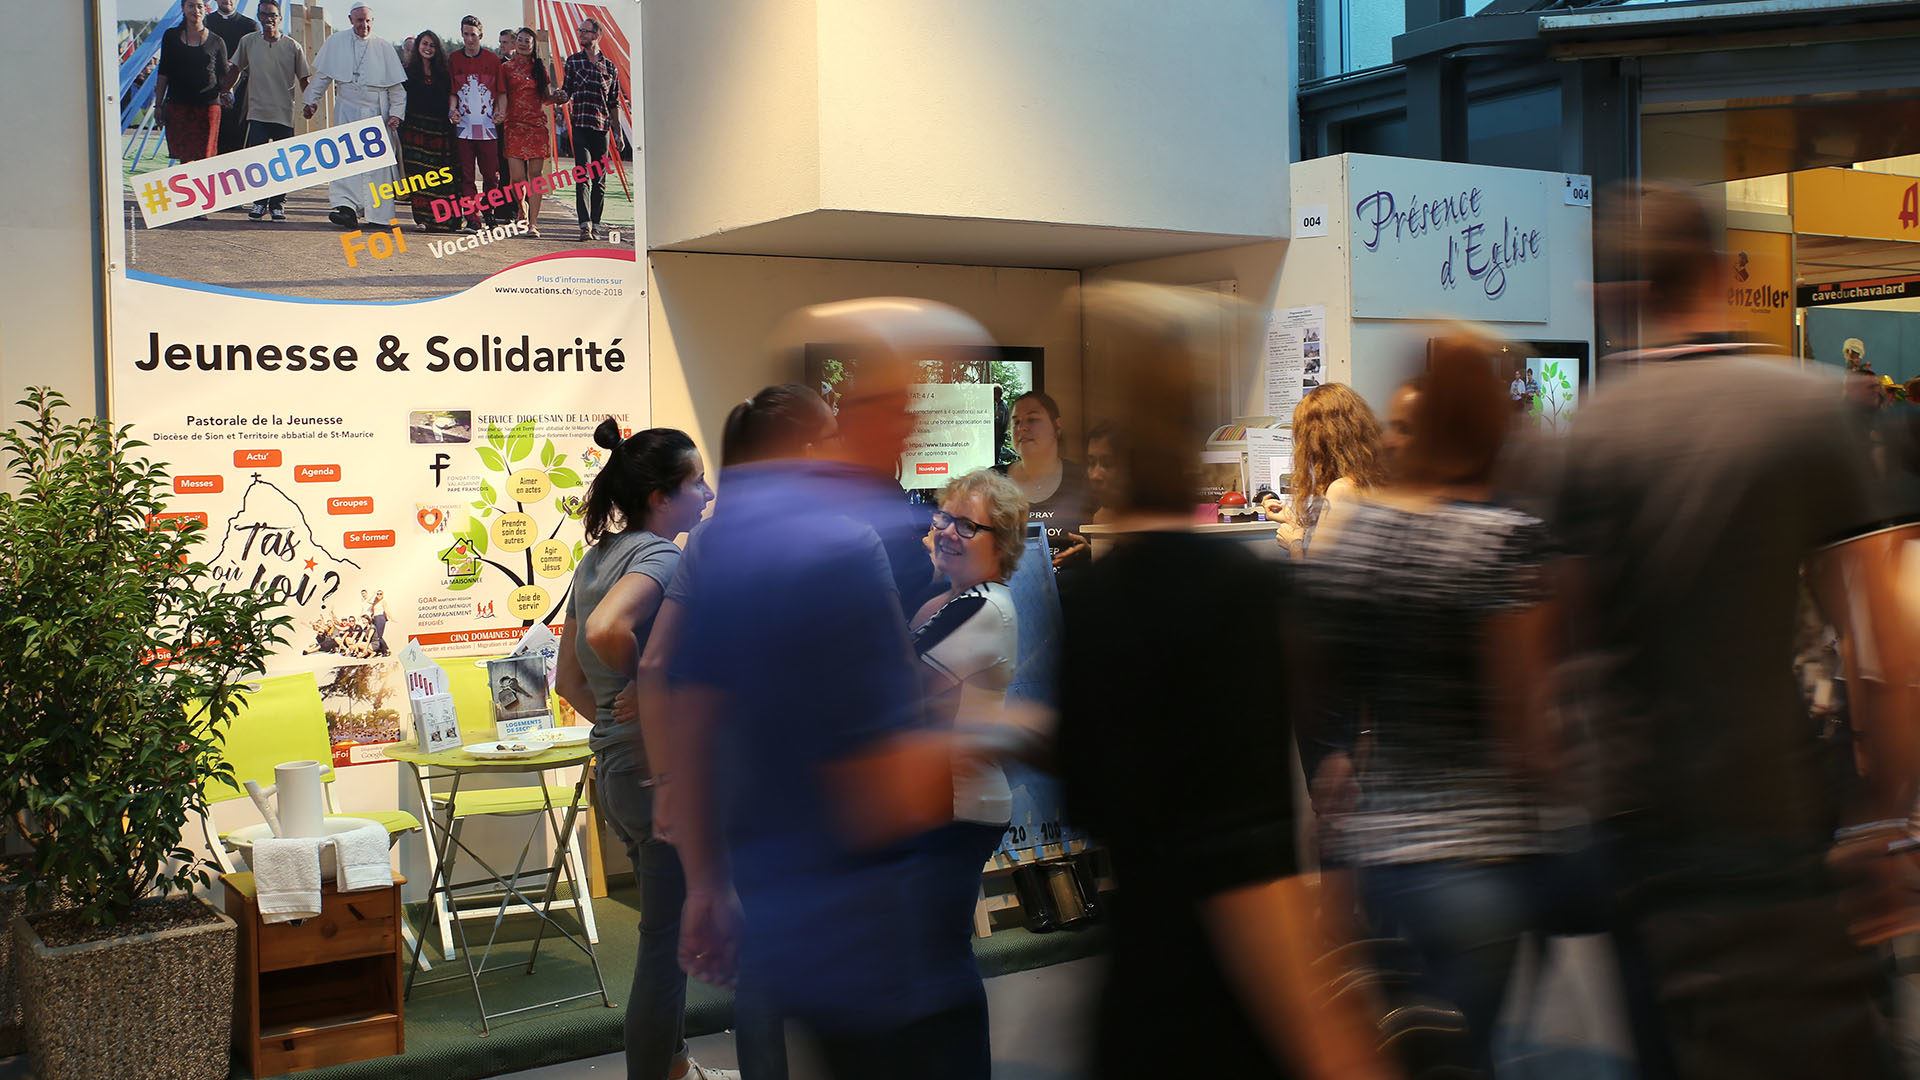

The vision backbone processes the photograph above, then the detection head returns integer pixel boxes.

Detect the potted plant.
[0,388,289,1080]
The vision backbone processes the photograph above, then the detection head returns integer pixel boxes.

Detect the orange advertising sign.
[1792,168,1920,243]
[1726,229,1795,355]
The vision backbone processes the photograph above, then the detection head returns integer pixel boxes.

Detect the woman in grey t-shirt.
[555,419,718,1080]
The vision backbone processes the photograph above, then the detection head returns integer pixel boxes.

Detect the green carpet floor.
[251,882,1106,1080]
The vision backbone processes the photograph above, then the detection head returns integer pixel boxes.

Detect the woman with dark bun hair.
[720,382,838,467]
[553,419,730,1080]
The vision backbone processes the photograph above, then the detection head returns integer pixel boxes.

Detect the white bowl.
[226,816,379,881]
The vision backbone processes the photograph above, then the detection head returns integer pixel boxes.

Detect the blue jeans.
[598,765,788,1080]
[1361,858,1541,1070]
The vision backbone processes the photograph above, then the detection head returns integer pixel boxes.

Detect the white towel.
[329,819,394,893]
[253,837,323,923]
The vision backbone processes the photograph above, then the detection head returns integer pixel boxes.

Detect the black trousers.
[573,127,608,226]
[812,995,990,1080]
[243,120,296,209]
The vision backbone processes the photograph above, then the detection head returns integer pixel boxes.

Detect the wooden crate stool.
[223,872,406,1077]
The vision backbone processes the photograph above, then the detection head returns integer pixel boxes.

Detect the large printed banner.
[104,0,645,751]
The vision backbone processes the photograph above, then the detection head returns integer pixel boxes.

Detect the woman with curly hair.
[1263,383,1386,559]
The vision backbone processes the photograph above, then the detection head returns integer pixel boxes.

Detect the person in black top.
[397,30,459,231]
[204,0,257,156]
[154,0,230,163]
[1056,284,1390,1080]
[995,390,1094,569]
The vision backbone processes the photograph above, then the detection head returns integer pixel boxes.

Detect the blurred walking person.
[554,421,737,1080]
[1056,283,1394,1080]
[1302,331,1576,1074]
[630,384,840,1080]
[668,304,1000,1079]
[1554,183,1918,1079]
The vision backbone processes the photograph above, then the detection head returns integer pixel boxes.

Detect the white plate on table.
[462,741,545,760]
[524,727,590,747]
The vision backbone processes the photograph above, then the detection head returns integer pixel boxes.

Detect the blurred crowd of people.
[554,185,1919,1080]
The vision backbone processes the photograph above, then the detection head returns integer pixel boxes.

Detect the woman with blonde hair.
[908,468,1029,1073]
[1263,383,1386,559]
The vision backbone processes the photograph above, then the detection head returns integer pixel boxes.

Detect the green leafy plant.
[0,388,290,927]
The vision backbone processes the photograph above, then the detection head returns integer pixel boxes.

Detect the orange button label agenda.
[295,464,342,482]
[344,530,396,548]
[173,475,223,494]
[234,449,282,467]
[328,497,375,515]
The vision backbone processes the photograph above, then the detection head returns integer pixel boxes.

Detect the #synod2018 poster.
[104,1,643,759]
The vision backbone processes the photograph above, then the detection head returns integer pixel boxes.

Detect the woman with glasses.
[900,468,1030,1076]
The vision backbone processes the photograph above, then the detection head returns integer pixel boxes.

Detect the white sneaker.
[679,1061,739,1080]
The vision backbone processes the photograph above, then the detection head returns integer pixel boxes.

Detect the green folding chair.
[199,672,429,966]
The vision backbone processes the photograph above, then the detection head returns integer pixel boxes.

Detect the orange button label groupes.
[173,474,223,494]
[234,449,282,467]
[343,529,396,549]
[328,496,375,515]
[295,464,342,482]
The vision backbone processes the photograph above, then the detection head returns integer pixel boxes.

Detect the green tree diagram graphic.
[439,420,589,626]
[1528,360,1578,434]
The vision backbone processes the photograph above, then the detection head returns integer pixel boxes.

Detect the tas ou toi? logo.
[417,507,446,533]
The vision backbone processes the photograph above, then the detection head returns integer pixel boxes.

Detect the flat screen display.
[803,345,1044,489]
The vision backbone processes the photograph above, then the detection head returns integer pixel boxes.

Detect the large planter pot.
[13,900,236,1080]
[0,885,23,1056]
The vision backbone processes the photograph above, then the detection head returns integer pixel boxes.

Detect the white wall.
[645,0,1292,251]
[1082,241,1289,425]
[649,251,1084,455]
[0,1,105,460]
[814,0,1291,236]
[642,0,822,246]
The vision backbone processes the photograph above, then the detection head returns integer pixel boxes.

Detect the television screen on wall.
[803,344,1044,489]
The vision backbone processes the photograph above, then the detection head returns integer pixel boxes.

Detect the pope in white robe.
[302,2,406,226]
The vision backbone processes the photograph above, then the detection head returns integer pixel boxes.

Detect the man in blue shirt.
[668,353,990,1079]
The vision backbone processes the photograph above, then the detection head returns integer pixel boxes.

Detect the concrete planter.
[13,901,236,1080]
[0,885,23,1056]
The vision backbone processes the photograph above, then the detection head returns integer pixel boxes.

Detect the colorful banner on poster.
[103,0,645,719]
